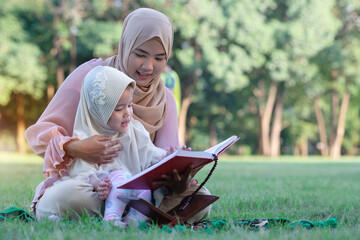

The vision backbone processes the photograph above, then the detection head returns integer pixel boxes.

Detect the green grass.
[1,151,360,239]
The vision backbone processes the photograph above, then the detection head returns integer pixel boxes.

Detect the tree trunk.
[330,69,339,147]
[0,112,2,149]
[330,92,350,158]
[314,96,328,156]
[209,116,217,147]
[47,84,55,103]
[300,136,308,156]
[56,59,64,88]
[52,10,65,88]
[330,90,339,148]
[178,72,196,147]
[348,143,358,155]
[178,96,192,147]
[294,145,300,155]
[69,31,77,73]
[255,81,277,156]
[270,81,285,156]
[15,94,26,154]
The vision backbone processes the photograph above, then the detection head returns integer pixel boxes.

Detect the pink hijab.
[104,8,174,141]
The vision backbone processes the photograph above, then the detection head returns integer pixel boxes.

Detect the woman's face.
[127,38,167,87]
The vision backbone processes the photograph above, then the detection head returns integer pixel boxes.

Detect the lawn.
[1,151,360,239]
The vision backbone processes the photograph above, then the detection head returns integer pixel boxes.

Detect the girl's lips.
[121,121,129,127]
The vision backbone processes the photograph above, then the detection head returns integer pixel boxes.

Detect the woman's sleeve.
[25,58,103,177]
[154,87,180,151]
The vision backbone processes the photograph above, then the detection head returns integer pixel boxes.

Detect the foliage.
[1,0,360,155]
[77,19,122,58]
[0,9,46,105]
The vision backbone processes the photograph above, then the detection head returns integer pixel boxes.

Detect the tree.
[0,0,123,153]
[0,2,47,153]
[250,0,339,156]
[159,0,274,147]
[311,0,360,158]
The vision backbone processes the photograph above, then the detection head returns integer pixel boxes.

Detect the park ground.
[1,152,360,239]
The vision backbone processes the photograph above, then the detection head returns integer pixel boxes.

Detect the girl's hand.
[93,177,112,200]
[165,145,191,157]
[181,145,192,151]
[165,146,177,157]
[64,135,122,164]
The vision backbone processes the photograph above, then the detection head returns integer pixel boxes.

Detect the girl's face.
[107,86,134,134]
[127,38,167,87]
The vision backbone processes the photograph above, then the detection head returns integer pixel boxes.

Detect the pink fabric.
[25,58,104,177]
[25,58,180,212]
[104,170,131,224]
[155,87,179,151]
[104,170,151,226]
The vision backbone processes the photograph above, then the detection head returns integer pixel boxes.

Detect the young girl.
[68,65,166,227]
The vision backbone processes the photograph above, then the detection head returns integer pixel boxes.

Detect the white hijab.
[70,66,166,179]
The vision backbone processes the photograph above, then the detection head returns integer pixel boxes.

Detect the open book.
[118,135,239,190]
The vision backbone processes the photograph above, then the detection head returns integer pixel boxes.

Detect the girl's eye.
[114,108,123,112]
[156,57,165,61]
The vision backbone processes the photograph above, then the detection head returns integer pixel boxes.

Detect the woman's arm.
[154,87,180,151]
[25,59,104,177]
[153,87,198,194]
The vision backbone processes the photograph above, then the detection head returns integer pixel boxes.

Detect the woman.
[25,8,210,223]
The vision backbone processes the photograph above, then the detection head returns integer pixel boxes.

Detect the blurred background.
[0,0,360,158]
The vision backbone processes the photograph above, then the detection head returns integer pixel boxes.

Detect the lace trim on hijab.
[90,71,107,106]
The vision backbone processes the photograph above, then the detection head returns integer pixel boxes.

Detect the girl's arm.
[25,59,104,177]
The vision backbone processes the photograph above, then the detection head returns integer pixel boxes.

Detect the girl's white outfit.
[70,119,166,181]
[68,66,166,226]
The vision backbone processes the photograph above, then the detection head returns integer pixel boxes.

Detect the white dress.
[69,119,167,181]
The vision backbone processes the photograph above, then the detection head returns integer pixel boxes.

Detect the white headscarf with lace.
[70,66,166,179]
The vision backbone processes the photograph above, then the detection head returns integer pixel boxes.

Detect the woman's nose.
[142,58,154,71]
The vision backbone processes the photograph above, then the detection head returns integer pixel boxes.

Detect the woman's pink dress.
[25,58,179,211]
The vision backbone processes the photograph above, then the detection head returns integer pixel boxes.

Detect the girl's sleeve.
[25,58,103,177]
[154,87,180,151]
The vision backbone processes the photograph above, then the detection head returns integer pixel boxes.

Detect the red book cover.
[118,135,239,190]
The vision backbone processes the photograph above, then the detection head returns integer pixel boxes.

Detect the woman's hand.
[153,165,198,195]
[153,145,197,194]
[64,135,122,164]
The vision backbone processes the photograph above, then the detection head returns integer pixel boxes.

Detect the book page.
[117,135,239,190]
[204,135,239,155]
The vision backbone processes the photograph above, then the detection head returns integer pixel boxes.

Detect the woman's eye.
[156,57,165,61]
[115,108,123,112]
[135,53,145,58]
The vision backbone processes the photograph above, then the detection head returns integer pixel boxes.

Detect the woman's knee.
[36,179,102,220]
[158,185,212,222]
